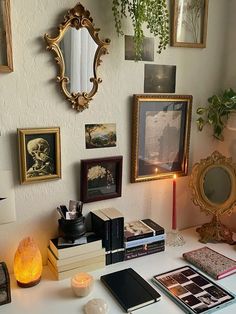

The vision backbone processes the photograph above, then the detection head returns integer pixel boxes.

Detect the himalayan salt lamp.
[13,237,42,288]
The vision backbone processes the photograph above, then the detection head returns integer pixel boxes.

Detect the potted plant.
[196,88,236,141]
[112,0,169,60]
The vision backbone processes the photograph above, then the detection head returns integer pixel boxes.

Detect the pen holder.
[58,216,86,240]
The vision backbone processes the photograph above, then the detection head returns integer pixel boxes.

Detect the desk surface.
[1,228,236,314]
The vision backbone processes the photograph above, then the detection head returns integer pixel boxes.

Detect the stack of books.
[91,208,124,265]
[47,232,105,280]
[124,219,165,260]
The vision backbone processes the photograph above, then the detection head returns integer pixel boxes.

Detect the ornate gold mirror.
[44,3,110,112]
[189,151,236,244]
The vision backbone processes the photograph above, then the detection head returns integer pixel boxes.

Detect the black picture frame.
[131,94,192,183]
[80,156,123,203]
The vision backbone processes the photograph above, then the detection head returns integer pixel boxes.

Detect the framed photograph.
[152,266,236,314]
[85,123,117,149]
[80,156,122,203]
[171,0,209,48]
[125,35,154,61]
[18,127,61,184]
[131,94,192,183]
[0,0,13,72]
[144,64,176,93]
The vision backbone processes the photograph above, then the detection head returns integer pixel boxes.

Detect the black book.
[101,268,161,312]
[91,210,111,250]
[100,207,124,250]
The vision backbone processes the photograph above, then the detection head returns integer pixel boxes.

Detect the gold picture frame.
[0,0,13,72]
[171,0,209,48]
[18,127,61,184]
[131,94,192,183]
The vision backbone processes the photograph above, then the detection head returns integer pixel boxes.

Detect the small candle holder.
[166,229,185,247]
[71,272,94,297]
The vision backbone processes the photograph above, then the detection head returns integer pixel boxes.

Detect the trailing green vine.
[112,0,169,60]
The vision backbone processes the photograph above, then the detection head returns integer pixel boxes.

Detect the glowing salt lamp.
[14,237,42,288]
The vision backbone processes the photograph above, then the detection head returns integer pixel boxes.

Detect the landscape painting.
[85,123,117,149]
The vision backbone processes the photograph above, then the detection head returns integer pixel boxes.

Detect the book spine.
[124,234,165,249]
[125,245,165,260]
[91,212,111,251]
[141,219,165,236]
[110,217,124,250]
[125,240,165,254]
[125,230,154,242]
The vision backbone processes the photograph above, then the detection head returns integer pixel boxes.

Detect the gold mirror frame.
[44,3,110,112]
[189,151,236,244]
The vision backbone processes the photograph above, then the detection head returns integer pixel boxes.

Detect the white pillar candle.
[71,272,94,297]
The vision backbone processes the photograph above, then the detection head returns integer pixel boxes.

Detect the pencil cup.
[58,216,86,240]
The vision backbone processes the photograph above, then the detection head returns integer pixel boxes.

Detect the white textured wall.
[0,0,234,272]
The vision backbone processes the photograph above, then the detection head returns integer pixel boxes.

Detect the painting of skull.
[18,127,61,184]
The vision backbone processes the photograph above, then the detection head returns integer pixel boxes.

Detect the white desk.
[1,228,236,314]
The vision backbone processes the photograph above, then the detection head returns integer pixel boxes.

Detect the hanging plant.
[112,0,169,59]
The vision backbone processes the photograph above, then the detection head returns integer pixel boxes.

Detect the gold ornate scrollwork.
[44,3,110,112]
[189,151,236,244]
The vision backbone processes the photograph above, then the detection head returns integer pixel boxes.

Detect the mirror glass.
[60,27,98,94]
[203,167,231,204]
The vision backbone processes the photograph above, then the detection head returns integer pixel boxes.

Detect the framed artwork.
[0,0,13,72]
[18,127,61,184]
[131,94,192,183]
[80,156,122,203]
[171,0,209,48]
[85,123,117,149]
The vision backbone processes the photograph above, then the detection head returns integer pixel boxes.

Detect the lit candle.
[155,168,158,174]
[71,272,94,297]
[172,174,177,230]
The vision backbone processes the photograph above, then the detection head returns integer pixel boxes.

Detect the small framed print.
[18,127,61,184]
[131,94,192,183]
[80,156,122,203]
[171,0,209,48]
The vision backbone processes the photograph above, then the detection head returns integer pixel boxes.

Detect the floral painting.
[80,156,122,203]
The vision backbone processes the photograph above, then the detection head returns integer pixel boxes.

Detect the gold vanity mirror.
[189,151,236,244]
[44,3,110,112]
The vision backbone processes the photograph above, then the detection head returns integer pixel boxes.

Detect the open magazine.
[152,266,235,314]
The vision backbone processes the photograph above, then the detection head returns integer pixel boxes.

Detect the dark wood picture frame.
[131,94,192,183]
[18,127,61,184]
[80,156,123,203]
[171,0,209,48]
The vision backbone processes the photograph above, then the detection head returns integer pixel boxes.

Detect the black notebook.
[100,268,161,312]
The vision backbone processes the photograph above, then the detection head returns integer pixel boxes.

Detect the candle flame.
[173,174,177,179]
[155,168,158,174]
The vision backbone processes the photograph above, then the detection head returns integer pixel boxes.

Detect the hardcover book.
[100,207,124,250]
[91,209,111,250]
[49,232,102,259]
[125,244,165,260]
[124,219,164,242]
[101,268,161,312]
[48,257,105,280]
[124,233,165,249]
[183,246,236,280]
[47,247,105,272]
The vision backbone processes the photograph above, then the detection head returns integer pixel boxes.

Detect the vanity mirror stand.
[190,151,236,244]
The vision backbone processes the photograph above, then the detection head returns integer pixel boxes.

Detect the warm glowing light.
[173,174,177,179]
[14,237,42,288]
[71,272,94,297]
[155,168,158,174]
